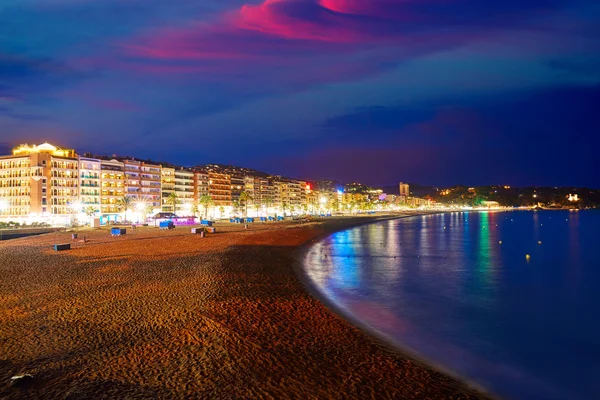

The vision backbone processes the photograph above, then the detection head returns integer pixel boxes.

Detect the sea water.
[303,211,600,399]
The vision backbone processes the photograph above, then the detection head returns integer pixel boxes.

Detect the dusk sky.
[1,0,599,187]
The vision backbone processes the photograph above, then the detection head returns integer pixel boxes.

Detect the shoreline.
[1,214,489,399]
[292,213,495,399]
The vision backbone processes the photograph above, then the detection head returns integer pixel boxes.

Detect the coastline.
[293,213,495,399]
[0,214,489,399]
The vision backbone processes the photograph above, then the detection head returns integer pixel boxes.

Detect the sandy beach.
[0,215,489,399]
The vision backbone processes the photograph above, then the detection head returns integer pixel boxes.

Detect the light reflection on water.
[303,211,600,400]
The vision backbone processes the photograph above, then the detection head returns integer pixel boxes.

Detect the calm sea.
[303,211,600,400]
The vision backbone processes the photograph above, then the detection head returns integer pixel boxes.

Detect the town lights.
[319,196,328,205]
[0,198,8,212]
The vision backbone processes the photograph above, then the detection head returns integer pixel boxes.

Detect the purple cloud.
[102,0,575,87]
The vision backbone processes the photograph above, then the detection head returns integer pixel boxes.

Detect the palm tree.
[232,200,240,216]
[166,192,179,214]
[191,204,199,218]
[264,197,273,216]
[239,191,253,218]
[198,194,213,219]
[116,196,132,222]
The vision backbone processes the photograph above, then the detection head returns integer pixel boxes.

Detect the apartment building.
[123,159,161,209]
[272,177,306,214]
[231,174,245,207]
[48,150,79,216]
[140,162,161,209]
[161,166,175,212]
[194,170,209,199]
[208,172,231,208]
[174,168,194,214]
[78,157,101,213]
[100,159,125,216]
[0,143,81,221]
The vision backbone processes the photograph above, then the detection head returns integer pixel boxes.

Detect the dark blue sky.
[1,0,599,187]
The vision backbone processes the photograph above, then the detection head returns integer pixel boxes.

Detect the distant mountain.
[193,163,270,178]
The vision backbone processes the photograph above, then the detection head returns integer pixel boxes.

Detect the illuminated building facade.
[100,159,125,216]
[399,182,410,197]
[161,166,175,212]
[231,174,245,207]
[0,143,78,221]
[0,142,321,223]
[272,177,306,215]
[123,159,162,209]
[208,172,231,207]
[174,168,194,214]
[79,157,101,213]
[140,162,161,209]
[194,170,209,199]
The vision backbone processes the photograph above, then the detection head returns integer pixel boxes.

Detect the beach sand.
[0,215,489,399]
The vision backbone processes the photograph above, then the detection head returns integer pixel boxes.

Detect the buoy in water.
[538,241,542,245]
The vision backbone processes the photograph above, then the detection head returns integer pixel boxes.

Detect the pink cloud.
[235,0,373,43]
[89,0,563,88]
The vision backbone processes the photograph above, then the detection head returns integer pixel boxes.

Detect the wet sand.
[0,215,489,399]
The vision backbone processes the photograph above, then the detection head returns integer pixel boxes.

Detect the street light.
[0,198,8,214]
[70,200,83,214]
[135,201,146,212]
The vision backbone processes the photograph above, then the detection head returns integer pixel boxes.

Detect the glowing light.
[135,201,147,212]
[0,199,8,212]
[12,142,76,158]
[319,196,328,205]
[69,201,83,213]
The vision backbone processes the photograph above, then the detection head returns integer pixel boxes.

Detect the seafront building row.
[0,143,426,225]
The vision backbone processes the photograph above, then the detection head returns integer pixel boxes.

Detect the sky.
[1,0,599,187]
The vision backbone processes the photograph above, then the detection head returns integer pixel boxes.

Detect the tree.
[219,206,225,217]
[191,204,199,218]
[264,197,274,215]
[143,204,154,221]
[166,192,180,213]
[198,194,213,219]
[239,191,253,218]
[116,196,132,222]
[84,206,96,217]
[232,200,240,216]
